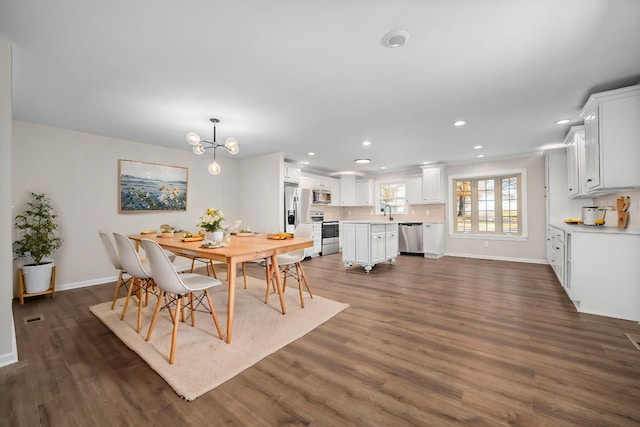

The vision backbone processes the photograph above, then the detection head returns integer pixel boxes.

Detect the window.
[453,172,522,236]
[378,182,406,215]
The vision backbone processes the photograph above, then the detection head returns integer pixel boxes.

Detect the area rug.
[90,276,348,400]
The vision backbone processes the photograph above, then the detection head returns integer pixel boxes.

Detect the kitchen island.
[341,221,398,272]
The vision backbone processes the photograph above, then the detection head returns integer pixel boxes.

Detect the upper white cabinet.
[339,176,374,206]
[565,125,590,198]
[329,178,340,206]
[355,179,375,206]
[580,85,640,192]
[284,163,300,183]
[405,175,423,205]
[421,164,446,204]
[339,176,356,206]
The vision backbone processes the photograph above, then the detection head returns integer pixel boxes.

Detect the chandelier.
[186,118,239,175]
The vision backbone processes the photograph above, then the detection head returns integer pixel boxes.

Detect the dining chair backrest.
[281,224,313,263]
[113,233,151,279]
[99,231,122,271]
[141,239,191,295]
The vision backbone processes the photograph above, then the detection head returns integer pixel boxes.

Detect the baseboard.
[54,258,207,292]
[0,317,18,368]
[444,252,547,264]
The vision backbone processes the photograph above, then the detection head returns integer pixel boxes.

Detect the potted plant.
[198,208,225,242]
[13,192,63,293]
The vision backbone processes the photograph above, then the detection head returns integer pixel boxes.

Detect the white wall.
[445,155,546,263]
[238,152,284,233]
[1,40,17,367]
[11,121,244,292]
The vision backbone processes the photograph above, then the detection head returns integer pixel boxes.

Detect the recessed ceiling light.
[362,140,371,146]
[380,166,387,169]
[308,152,315,156]
[477,154,485,158]
[301,161,310,165]
[474,145,483,149]
[555,119,571,125]
[454,120,467,127]
[355,159,371,164]
[381,30,410,48]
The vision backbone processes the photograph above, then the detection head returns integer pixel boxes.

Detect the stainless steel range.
[321,221,339,255]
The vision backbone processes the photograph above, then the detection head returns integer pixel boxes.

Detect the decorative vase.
[206,230,224,243]
[22,262,54,293]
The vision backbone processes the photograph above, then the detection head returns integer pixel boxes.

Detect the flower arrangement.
[198,208,225,232]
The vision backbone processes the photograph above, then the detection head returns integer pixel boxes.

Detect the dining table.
[128,232,312,344]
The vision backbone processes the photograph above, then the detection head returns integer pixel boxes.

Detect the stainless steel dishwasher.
[399,222,423,255]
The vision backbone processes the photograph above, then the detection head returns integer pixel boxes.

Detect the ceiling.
[1,1,639,175]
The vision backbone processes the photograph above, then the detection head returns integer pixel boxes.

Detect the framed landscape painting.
[119,160,188,212]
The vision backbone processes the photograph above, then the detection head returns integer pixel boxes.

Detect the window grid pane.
[453,174,521,236]
[379,183,406,214]
[456,180,472,232]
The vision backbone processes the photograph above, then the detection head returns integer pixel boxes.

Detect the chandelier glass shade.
[186,118,239,175]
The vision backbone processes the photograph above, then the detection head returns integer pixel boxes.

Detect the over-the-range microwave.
[312,189,331,205]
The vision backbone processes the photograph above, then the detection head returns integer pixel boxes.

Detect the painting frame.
[118,159,188,213]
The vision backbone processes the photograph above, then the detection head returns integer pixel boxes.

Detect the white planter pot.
[22,262,54,293]
[205,230,224,242]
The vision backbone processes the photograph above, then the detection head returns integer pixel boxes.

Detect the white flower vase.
[206,230,224,243]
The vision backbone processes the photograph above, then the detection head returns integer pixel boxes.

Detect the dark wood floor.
[3,254,640,426]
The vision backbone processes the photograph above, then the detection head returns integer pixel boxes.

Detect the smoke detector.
[381,30,410,48]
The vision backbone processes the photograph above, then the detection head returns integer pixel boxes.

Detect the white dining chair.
[98,231,132,310]
[265,224,313,308]
[142,239,224,364]
[113,232,158,334]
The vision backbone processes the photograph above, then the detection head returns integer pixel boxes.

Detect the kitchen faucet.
[382,204,393,221]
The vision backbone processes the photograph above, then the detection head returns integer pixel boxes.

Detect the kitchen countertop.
[550,222,640,235]
[339,220,399,224]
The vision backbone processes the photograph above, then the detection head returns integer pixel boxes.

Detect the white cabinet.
[421,164,446,204]
[339,176,374,206]
[545,149,591,224]
[284,163,301,183]
[339,176,356,206]
[422,223,444,259]
[546,225,565,288]
[342,222,398,273]
[405,175,422,205]
[580,85,640,192]
[329,178,340,206]
[565,126,590,198]
[355,179,375,206]
[564,229,640,321]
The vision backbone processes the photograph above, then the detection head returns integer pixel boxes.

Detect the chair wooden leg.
[189,293,195,327]
[295,263,305,308]
[169,295,181,364]
[120,277,137,320]
[242,262,247,289]
[209,260,218,279]
[111,271,124,310]
[146,289,164,341]
[300,264,313,298]
[204,289,223,340]
[136,281,144,333]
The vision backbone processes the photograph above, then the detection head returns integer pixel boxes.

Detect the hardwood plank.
[3,254,640,426]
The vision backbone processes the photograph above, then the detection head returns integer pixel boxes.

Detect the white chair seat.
[180,273,222,291]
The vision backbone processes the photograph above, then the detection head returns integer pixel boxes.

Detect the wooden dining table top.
[128,232,312,343]
[128,232,312,263]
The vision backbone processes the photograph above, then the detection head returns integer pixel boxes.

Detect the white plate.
[236,232,255,237]
[200,242,227,249]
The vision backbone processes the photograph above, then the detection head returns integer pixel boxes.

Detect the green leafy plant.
[13,192,63,265]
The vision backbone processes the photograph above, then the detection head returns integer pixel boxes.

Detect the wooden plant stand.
[17,266,56,305]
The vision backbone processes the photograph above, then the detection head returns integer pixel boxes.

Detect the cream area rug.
[90,276,348,401]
